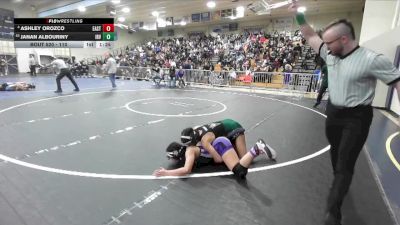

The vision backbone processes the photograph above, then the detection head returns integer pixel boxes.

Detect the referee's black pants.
[325,101,373,219]
[56,68,79,91]
[29,65,36,76]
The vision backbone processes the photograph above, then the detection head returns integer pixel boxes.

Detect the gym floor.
[0,75,398,225]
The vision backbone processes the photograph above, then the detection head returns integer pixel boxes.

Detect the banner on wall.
[191,13,200,22]
[166,17,174,26]
[220,9,233,18]
[188,31,205,38]
[212,24,227,33]
[157,29,174,37]
[130,22,144,31]
[0,8,14,40]
[212,10,221,21]
[201,12,210,22]
[143,22,157,31]
[131,22,140,29]
[212,23,238,33]
[243,26,264,34]
[273,17,293,31]
[229,23,238,31]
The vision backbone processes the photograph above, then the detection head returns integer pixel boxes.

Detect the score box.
[102,32,115,41]
[102,24,114,32]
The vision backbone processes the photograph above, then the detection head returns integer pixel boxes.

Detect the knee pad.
[232,163,248,179]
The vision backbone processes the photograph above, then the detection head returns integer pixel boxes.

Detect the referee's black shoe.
[324,212,342,225]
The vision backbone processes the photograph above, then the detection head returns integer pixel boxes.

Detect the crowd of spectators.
[85,30,318,74]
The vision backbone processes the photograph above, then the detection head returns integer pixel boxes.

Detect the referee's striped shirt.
[319,43,400,107]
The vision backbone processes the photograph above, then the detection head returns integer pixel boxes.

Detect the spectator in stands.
[284,63,293,73]
[214,62,222,73]
[80,61,89,76]
[104,53,117,88]
[152,64,163,86]
[177,66,185,88]
[301,60,308,71]
[204,62,214,71]
[183,59,192,70]
[294,43,302,57]
[305,49,312,60]
[0,56,7,76]
[119,57,129,66]
[169,65,176,88]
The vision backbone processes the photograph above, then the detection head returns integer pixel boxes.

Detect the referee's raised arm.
[288,2,323,54]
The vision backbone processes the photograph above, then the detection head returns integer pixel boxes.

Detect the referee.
[289,3,400,225]
[29,54,37,76]
[50,56,80,93]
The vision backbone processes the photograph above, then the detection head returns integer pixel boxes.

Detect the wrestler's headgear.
[166,142,186,160]
[181,127,197,146]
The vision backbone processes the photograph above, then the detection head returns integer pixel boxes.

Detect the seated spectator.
[284,63,293,72]
[152,64,163,86]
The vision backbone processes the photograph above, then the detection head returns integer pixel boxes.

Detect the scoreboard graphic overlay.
[14,18,115,48]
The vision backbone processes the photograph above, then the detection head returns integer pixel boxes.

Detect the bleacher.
[83,30,322,93]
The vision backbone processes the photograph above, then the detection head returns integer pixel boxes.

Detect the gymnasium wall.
[360,0,400,114]
[119,10,364,43]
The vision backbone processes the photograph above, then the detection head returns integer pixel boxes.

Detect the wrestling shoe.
[253,139,277,161]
